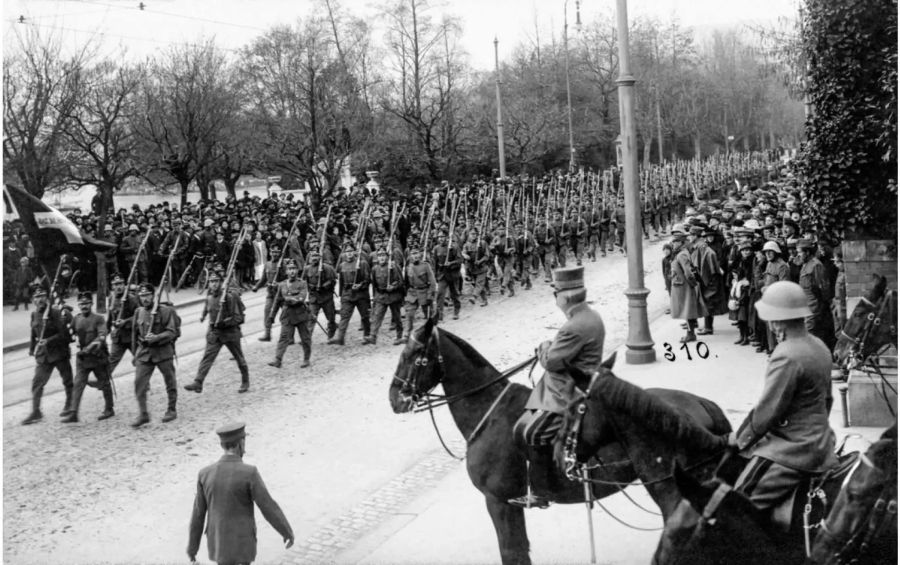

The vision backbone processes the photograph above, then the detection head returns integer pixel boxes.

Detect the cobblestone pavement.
[3,238,669,565]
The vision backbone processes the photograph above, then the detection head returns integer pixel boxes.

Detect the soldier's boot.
[327,321,337,339]
[328,329,346,345]
[507,281,515,297]
[62,385,84,423]
[363,335,377,345]
[258,328,272,342]
[98,386,115,420]
[300,344,311,368]
[184,380,203,393]
[393,331,405,346]
[267,359,282,368]
[452,307,460,320]
[238,364,250,393]
[161,397,177,423]
[131,412,150,428]
[508,445,557,509]
[59,387,74,417]
[22,391,43,425]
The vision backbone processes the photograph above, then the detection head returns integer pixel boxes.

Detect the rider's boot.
[508,445,556,509]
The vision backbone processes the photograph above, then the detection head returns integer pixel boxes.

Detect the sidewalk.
[327,311,885,565]
[2,287,208,353]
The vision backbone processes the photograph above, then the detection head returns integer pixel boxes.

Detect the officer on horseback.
[509,265,606,509]
[729,280,837,525]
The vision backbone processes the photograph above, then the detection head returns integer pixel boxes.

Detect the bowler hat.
[216,421,247,443]
[552,266,584,291]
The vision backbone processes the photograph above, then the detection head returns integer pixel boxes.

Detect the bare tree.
[3,27,93,198]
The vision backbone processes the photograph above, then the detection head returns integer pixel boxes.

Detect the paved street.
[2,238,887,565]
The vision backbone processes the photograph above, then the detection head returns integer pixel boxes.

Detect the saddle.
[773,450,860,534]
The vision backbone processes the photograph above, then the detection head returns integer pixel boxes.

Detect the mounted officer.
[184,270,249,393]
[509,265,606,509]
[728,281,837,525]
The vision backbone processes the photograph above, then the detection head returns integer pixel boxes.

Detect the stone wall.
[842,239,898,297]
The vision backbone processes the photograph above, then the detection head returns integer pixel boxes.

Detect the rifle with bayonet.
[144,233,181,342]
[214,226,247,327]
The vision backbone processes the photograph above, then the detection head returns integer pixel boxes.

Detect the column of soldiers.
[20,150,785,427]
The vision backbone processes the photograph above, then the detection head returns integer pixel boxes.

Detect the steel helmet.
[762,240,782,254]
[755,281,812,321]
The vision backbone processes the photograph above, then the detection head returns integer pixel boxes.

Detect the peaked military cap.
[215,421,247,443]
[552,266,584,291]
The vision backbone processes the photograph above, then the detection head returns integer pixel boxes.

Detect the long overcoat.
[669,246,707,320]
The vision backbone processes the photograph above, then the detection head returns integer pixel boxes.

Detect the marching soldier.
[403,243,437,341]
[184,271,250,393]
[252,241,285,342]
[131,283,179,428]
[462,228,491,307]
[432,231,462,321]
[329,244,372,345]
[22,286,75,425]
[301,249,338,339]
[534,222,557,282]
[514,223,535,290]
[64,291,115,423]
[491,227,516,296]
[107,274,140,374]
[267,259,312,368]
[365,248,405,345]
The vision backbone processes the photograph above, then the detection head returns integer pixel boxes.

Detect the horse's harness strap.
[467,382,513,445]
[701,483,732,522]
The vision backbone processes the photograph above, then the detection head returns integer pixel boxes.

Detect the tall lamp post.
[615,0,655,364]
[563,0,581,172]
[494,37,507,180]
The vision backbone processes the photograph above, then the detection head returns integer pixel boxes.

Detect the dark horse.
[653,445,860,564]
[833,274,897,367]
[560,355,735,526]
[807,423,897,565]
[389,317,732,565]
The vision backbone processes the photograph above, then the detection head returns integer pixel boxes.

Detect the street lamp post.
[563,0,580,172]
[494,37,507,180]
[615,0,655,364]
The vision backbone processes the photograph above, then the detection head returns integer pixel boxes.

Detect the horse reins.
[392,326,538,460]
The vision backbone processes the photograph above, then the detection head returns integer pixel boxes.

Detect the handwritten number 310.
[663,341,710,362]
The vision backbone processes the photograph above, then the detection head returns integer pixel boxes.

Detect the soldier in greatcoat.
[796,238,835,350]
[668,224,707,343]
[22,286,74,425]
[184,270,250,393]
[63,291,114,422]
[266,259,311,368]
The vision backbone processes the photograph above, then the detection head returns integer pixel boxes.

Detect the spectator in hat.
[13,256,35,311]
[187,423,294,564]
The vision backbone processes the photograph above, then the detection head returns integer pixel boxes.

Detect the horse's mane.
[865,275,888,303]
[439,328,498,372]
[869,433,898,477]
[593,371,725,452]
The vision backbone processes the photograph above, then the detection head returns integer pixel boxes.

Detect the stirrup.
[508,494,551,509]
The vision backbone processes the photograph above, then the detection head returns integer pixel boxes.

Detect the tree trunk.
[642,138,652,168]
[655,94,664,164]
[224,177,237,200]
[180,179,190,209]
[93,179,116,314]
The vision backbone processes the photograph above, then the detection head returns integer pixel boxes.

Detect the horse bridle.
[840,291,897,369]
[392,325,445,406]
[817,452,898,564]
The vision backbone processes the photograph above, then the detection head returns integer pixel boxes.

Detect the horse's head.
[559,352,618,468]
[389,316,444,414]
[808,428,898,565]
[653,465,774,565]
[834,276,896,366]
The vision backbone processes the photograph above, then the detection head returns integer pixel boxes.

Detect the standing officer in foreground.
[131,283,179,428]
[64,291,115,423]
[184,270,249,394]
[509,265,606,509]
[23,286,75,425]
[267,259,312,368]
[187,422,294,565]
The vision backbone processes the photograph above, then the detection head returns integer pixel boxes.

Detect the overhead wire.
[60,0,269,32]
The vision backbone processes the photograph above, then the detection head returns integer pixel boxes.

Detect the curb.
[2,294,209,354]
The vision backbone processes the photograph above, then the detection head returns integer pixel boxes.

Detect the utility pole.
[494,37,506,180]
[615,0,655,364]
[563,0,579,172]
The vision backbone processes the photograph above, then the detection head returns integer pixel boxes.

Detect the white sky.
[3,0,799,69]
